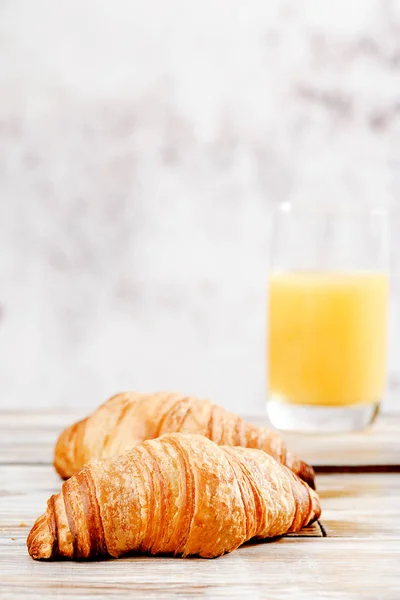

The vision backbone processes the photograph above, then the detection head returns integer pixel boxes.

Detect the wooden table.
[1,412,400,599]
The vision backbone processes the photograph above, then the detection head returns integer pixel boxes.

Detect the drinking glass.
[267,202,389,433]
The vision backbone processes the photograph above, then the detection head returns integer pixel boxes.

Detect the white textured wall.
[1,0,399,412]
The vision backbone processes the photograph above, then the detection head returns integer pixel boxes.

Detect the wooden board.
[1,412,400,598]
[1,468,400,598]
[1,539,399,600]
[1,538,400,600]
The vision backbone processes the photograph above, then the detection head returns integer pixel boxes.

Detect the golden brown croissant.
[54,392,315,487]
[29,433,320,560]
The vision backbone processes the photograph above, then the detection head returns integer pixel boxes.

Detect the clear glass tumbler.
[267,202,389,433]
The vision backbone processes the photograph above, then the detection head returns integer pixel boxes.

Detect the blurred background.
[1,0,399,413]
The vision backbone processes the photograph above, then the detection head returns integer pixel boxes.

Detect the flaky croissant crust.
[54,391,315,487]
[30,433,320,561]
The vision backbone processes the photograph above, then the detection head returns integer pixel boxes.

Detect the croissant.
[54,392,315,487]
[29,433,320,560]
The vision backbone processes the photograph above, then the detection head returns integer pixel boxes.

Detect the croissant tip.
[54,420,86,480]
[298,461,316,490]
[53,461,70,480]
[27,513,54,560]
[308,488,322,524]
[285,452,316,490]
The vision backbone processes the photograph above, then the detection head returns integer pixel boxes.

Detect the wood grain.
[1,537,399,599]
[1,412,400,599]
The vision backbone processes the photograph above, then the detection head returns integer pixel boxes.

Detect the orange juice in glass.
[267,203,389,432]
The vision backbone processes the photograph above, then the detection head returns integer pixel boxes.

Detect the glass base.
[267,396,380,433]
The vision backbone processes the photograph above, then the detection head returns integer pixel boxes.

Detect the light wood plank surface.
[1,413,400,599]
[1,538,399,600]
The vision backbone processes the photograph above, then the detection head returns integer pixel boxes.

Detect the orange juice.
[268,272,388,407]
